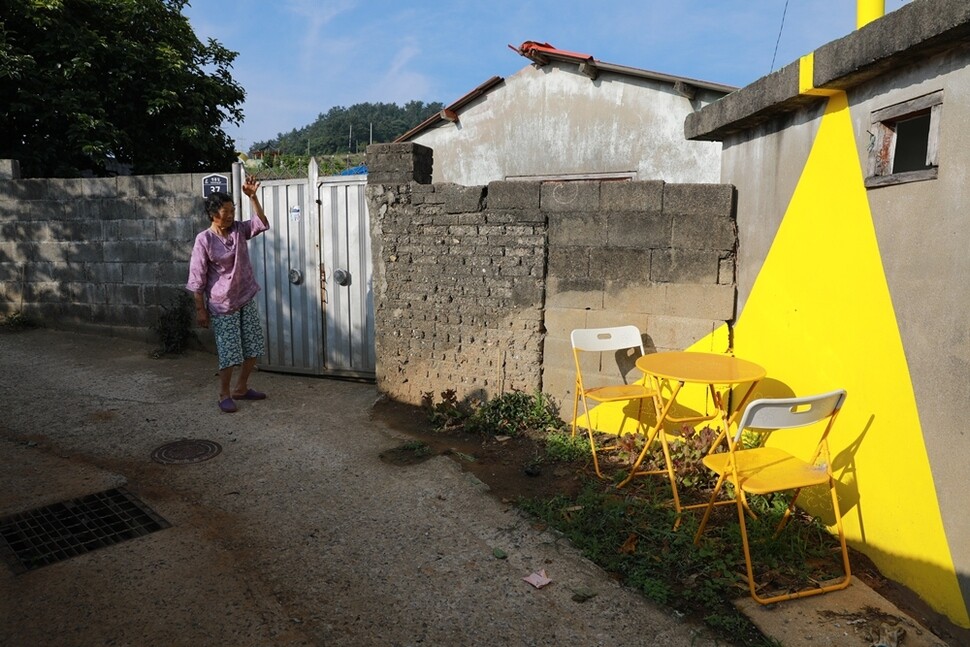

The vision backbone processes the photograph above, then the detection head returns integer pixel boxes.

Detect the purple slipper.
[233,388,266,400]
[219,397,238,413]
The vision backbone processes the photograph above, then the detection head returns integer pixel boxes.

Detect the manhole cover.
[151,439,222,464]
[0,487,170,574]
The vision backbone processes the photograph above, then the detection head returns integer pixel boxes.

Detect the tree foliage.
[0,0,245,177]
[252,100,444,156]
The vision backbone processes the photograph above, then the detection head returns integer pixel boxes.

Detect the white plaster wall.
[412,64,724,185]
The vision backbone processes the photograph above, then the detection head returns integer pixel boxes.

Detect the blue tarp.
[339,165,367,175]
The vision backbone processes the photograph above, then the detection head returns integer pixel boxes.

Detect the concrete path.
[0,329,725,647]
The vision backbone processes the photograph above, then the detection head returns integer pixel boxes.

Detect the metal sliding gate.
[246,161,375,378]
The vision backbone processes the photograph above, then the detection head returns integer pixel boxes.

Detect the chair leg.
[586,427,603,478]
[578,393,604,479]
[829,477,852,583]
[571,384,581,438]
[773,488,803,538]
[743,480,852,605]
[616,425,661,488]
[658,432,684,527]
[736,491,763,602]
[693,470,729,544]
[739,490,758,520]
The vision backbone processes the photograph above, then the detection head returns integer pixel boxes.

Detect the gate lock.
[333,268,352,286]
[288,269,303,285]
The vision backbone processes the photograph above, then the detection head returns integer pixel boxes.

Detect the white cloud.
[283,0,358,71]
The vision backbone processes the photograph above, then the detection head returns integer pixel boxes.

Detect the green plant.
[544,430,590,462]
[637,425,720,490]
[248,153,353,180]
[151,292,195,356]
[0,311,38,331]
[422,389,469,432]
[400,440,432,458]
[423,389,567,439]
[465,390,565,438]
[670,425,719,489]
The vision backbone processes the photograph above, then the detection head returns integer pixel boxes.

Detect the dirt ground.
[372,397,970,647]
[4,327,742,647]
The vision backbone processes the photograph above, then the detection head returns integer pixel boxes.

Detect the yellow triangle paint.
[732,92,968,626]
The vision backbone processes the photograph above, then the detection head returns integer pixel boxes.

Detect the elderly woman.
[186,175,270,413]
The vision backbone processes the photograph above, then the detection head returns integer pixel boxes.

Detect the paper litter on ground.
[523,570,552,588]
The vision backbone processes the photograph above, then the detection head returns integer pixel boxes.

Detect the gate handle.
[333,268,351,286]
[288,269,303,285]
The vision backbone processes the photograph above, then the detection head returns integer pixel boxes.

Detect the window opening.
[892,113,931,174]
[866,90,942,188]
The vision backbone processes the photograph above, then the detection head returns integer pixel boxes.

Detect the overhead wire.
[770,0,791,74]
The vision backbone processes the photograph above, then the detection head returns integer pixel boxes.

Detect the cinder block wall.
[542,180,737,414]
[0,170,220,341]
[366,144,546,405]
[366,143,737,412]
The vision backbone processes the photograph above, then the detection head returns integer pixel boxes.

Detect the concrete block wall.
[366,143,738,413]
[542,181,737,415]
[0,169,222,341]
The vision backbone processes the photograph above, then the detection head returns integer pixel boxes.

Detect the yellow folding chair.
[692,389,851,605]
[571,326,655,478]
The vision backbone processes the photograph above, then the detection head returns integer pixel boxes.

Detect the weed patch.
[0,311,39,332]
[423,389,566,439]
[520,481,844,647]
[151,292,196,356]
[543,430,590,463]
[379,440,434,466]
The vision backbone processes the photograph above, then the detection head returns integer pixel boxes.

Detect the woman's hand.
[242,174,260,198]
[193,292,210,328]
[243,174,269,227]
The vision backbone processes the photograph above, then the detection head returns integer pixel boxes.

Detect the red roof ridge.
[510,41,594,64]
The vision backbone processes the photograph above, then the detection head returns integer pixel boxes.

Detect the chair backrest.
[571,326,645,354]
[733,389,847,442]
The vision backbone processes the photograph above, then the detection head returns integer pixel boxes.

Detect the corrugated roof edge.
[394,76,504,143]
[685,0,970,142]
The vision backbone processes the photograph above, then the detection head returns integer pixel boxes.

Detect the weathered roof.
[686,0,970,141]
[394,41,737,143]
[512,41,738,94]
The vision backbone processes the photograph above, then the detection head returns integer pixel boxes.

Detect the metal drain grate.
[0,487,170,574]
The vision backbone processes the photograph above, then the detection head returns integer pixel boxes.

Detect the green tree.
[253,100,444,157]
[0,0,245,177]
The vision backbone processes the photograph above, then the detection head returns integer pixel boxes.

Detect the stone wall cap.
[686,0,970,141]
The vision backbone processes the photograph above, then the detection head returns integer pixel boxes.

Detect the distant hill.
[251,100,444,156]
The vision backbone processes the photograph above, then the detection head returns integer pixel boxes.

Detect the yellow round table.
[635,351,766,387]
[619,352,767,514]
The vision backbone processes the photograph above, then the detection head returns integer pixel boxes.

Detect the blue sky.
[183,1,912,151]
